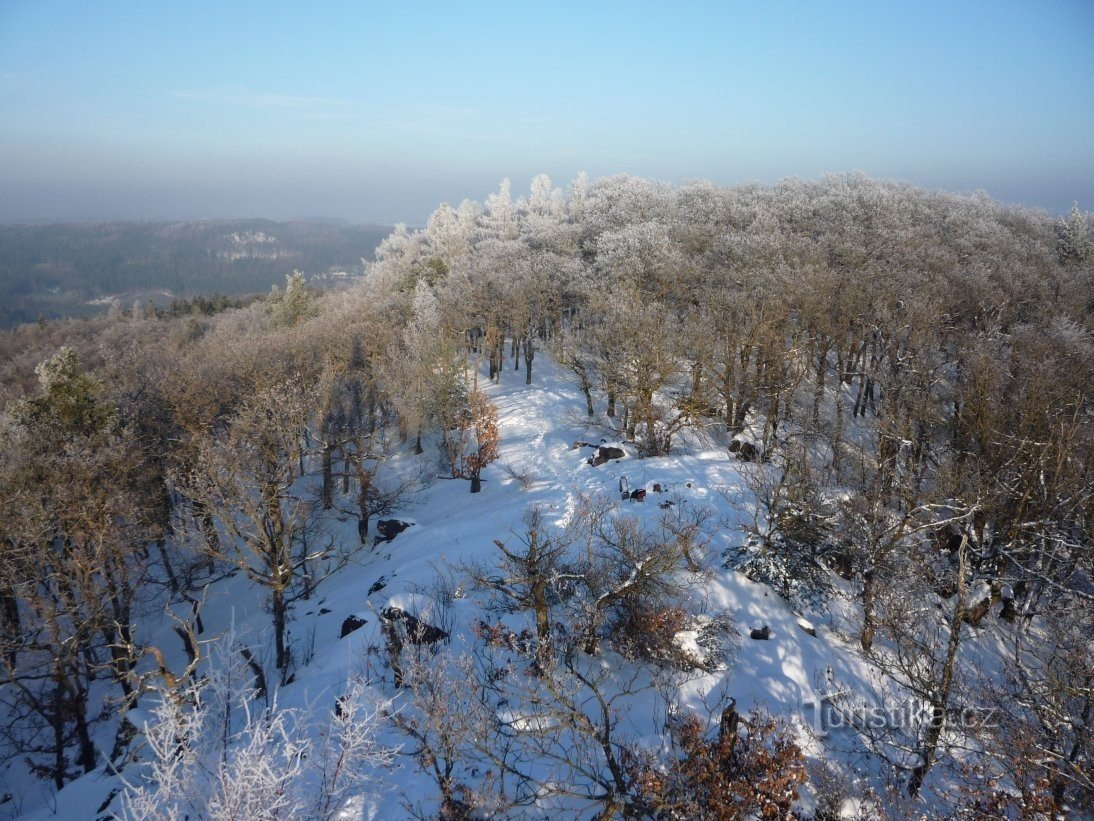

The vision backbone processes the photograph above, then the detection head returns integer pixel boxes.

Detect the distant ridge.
[0,219,393,328]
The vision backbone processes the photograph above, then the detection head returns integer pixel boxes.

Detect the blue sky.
[1,1,1091,222]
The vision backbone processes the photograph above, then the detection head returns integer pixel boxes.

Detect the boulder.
[750,625,771,640]
[340,615,367,638]
[368,576,387,595]
[381,606,449,645]
[374,519,412,545]
[962,597,992,627]
[590,445,626,467]
[735,441,759,462]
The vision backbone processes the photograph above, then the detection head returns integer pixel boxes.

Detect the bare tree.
[177,377,340,679]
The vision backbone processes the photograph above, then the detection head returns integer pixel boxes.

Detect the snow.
[9,351,1011,819]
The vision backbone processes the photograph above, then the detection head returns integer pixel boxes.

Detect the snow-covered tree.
[121,640,395,821]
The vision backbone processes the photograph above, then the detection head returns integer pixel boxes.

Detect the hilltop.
[0,173,1089,818]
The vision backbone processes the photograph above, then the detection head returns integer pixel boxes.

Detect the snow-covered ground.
[10,352,1001,819]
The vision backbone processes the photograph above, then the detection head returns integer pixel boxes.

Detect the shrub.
[631,706,809,819]
[611,605,689,668]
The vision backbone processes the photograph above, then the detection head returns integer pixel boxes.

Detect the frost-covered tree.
[268,271,316,327]
[1057,202,1091,265]
[481,178,519,242]
[121,639,395,821]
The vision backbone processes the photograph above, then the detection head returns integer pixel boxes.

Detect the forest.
[0,219,392,328]
[0,173,1090,818]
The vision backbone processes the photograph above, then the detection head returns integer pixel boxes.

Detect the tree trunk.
[573,361,595,416]
[530,562,551,669]
[272,586,289,674]
[1,587,21,666]
[909,536,968,797]
[523,336,535,385]
[813,344,827,432]
[470,474,482,493]
[321,436,334,509]
[155,539,179,594]
[832,347,845,474]
[50,680,66,790]
[722,344,736,432]
[382,617,404,687]
[70,677,97,775]
[861,565,876,652]
[719,700,740,749]
[761,390,780,456]
[192,498,220,555]
[357,470,372,545]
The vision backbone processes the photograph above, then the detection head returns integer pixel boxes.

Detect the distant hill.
[0,219,393,327]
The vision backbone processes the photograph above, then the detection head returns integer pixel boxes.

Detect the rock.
[590,445,625,467]
[963,597,992,627]
[823,549,855,581]
[750,625,771,640]
[374,519,412,545]
[381,606,449,645]
[631,488,647,502]
[340,615,367,638]
[652,483,663,493]
[797,618,817,637]
[734,441,759,462]
[368,576,387,595]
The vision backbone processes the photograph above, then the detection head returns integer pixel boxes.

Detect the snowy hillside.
[1,351,1011,819]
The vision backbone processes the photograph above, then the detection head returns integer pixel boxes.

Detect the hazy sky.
[1,1,1092,223]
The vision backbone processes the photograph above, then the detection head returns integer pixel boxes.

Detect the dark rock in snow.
[590,445,625,467]
[750,625,771,640]
[374,519,412,545]
[963,597,992,627]
[368,576,387,595]
[340,615,367,638]
[630,488,647,502]
[733,440,759,462]
[381,606,449,645]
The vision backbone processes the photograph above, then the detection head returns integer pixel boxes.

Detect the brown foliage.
[610,605,688,668]
[464,389,499,474]
[633,710,808,819]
